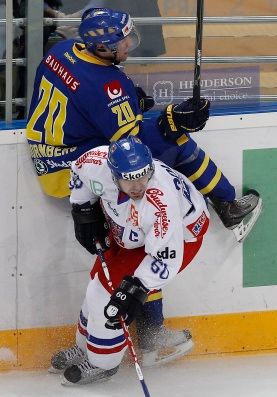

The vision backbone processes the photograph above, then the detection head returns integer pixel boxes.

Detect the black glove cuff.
[71,200,103,224]
[120,276,149,304]
[139,96,155,113]
[135,86,155,113]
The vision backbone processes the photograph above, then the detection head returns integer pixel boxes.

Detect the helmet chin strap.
[93,45,120,65]
[110,48,120,65]
[112,175,120,189]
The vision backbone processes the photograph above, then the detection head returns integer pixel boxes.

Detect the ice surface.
[1,353,277,397]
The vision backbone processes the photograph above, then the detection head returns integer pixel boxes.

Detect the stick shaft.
[96,244,151,397]
[193,0,204,105]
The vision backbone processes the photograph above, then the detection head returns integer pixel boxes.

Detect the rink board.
[243,148,277,287]
[0,112,277,369]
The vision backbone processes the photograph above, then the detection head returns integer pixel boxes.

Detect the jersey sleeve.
[69,162,98,205]
[69,147,109,205]
[134,191,184,291]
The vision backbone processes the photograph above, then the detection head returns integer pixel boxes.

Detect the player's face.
[93,38,131,63]
[118,175,149,200]
[115,36,133,62]
[115,26,140,61]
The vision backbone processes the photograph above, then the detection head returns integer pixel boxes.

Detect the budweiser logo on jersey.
[146,188,170,238]
[75,150,107,168]
[187,211,209,238]
[104,80,124,100]
[122,165,151,180]
[44,54,80,92]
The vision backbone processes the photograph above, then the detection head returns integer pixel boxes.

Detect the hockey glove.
[158,97,210,141]
[104,276,149,330]
[135,86,155,113]
[71,200,110,255]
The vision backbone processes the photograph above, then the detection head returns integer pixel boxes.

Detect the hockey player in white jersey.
[54,136,210,385]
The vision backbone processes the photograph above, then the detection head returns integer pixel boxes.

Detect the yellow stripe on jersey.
[199,169,222,195]
[110,114,143,141]
[38,169,71,198]
[72,43,112,66]
[188,154,209,183]
[146,291,163,302]
[176,134,189,146]
[129,124,140,136]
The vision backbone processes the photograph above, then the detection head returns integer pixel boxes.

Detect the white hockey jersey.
[70,146,210,291]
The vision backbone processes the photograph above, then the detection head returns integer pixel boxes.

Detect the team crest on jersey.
[104,80,124,100]
[187,211,209,237]
[128,203,139,226]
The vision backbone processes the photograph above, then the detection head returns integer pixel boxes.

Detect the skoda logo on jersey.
[157,247,176,259]
[33,159,48,175]
[122,165,151,180]
[104,80,124,100]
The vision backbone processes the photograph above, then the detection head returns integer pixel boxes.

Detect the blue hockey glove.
[104,276,148,330]
[135,86,155,113]
[158,97,210,140]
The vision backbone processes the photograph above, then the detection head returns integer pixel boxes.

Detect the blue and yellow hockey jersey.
[26,39,235,201]
[26,39,144,197]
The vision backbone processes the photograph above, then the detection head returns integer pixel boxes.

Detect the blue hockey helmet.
[79,8,140,53]
[107,137,155,181]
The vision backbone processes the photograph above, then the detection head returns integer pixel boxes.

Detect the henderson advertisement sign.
[131,66,260,110]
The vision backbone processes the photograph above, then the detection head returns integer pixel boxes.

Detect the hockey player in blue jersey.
[26,8,262,369]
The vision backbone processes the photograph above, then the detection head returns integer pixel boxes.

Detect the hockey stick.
[96,243,151,397]
[192,0,204,106]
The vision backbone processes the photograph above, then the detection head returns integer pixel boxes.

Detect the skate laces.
[78,359,96,374]
[235,196,251,207]
[64,345,84,360]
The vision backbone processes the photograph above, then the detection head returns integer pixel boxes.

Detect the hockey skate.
[139,325,194,367]
[61,358,119,385]
[210,189,262,243]
[48,344,86,374]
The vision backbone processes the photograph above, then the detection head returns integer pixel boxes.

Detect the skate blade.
[142,339,194,367]
[60,374,111,386]
[232,198,262,243]
[61,375,73,386]
[48,366,63,374]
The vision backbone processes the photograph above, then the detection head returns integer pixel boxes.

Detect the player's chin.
[117,53,128,62]
[130,192,145,200]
